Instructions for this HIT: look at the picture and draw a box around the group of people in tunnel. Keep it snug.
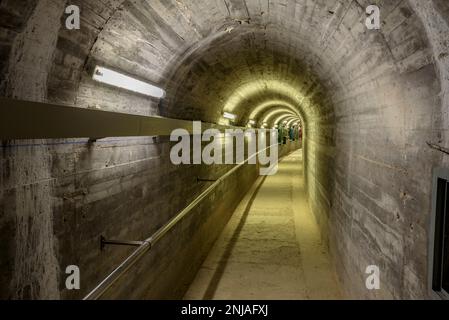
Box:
[277,123,302,145]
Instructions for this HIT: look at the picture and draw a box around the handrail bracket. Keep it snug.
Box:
[100,235,146,251]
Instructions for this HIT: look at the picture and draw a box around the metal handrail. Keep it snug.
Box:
[83,144,278,300]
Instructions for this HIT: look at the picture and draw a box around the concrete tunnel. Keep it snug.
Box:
[0,0,449,301]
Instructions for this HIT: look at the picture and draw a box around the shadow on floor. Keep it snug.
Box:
[201,175,268,299]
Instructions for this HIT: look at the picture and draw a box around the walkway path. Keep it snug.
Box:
[184,150,342,299]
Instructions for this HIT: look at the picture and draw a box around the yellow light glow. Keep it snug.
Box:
[223,80,308,114]
[286,118,300,127]
[263,109,296,124]
[273,114,297,126]
[223,112,237,120]
[249,100,300,119]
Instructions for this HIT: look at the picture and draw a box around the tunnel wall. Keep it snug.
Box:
[95,142,261,300]
[303,113,335,252]
[101,139,301,299]
[326,1,449,299]
[2,120,300,300]
[1,0,70,299]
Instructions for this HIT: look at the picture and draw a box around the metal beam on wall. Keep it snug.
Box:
[0,98,225,139]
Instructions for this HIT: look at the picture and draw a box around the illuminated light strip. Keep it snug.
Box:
[262,108,295,124]
[287,118,300,127]
[279,115,296,125]
[284,117,298,124]
[223,112,237,120]
[223,80,309,114]
[273,114,297,126]
[92,66,165,98]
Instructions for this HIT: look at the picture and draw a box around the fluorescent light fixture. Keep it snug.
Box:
[92,66,165,98]
[248,120,256,125]
[223,112,237,120]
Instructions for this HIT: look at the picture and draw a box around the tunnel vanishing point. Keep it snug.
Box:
[0,0,449,301]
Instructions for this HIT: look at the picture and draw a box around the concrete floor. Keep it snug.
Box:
[184,150,342,300]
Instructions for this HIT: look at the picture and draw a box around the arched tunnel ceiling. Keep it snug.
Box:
[275,114,297,125]
[249,100,300,120]
[261,107,296,124]
[75,0,433,129]
[275,115,299,125]
[286,118,301,126]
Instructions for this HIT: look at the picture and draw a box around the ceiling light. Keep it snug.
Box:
[223,112,237,120]
[92,66,165,98]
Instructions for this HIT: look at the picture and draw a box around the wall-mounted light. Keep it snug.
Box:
[223,112,237,120]
[92,66,165,98]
